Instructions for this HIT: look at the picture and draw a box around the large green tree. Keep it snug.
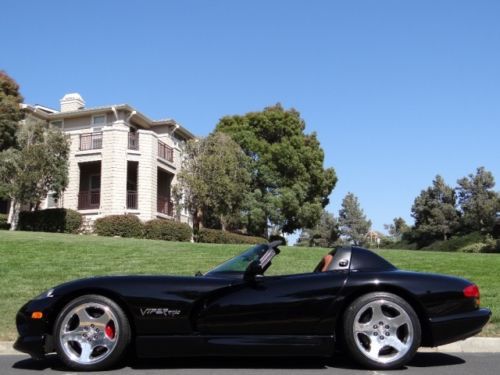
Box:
[338,192,372,245]
[411,175,460,243]
[216,104,336,236]
[174,132,251,231]
[384,217,409,241]
[0,117,69,229]
[457,167,500,233]
[296,210,339,247]
[0,71,24,151]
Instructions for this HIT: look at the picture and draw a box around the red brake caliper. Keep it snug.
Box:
[105,322,115,339]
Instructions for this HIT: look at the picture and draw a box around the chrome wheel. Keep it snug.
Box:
[352,299,414,364]
[58,302,119,365]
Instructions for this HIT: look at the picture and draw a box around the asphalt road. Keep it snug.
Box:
[1,352,499,375]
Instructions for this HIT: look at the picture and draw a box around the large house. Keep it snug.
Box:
[4,93,195,227]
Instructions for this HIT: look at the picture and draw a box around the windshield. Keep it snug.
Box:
[207,244,269,274]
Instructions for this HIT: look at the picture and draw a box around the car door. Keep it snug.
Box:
[196,270,348,335]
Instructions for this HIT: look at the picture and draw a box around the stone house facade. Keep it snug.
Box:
[14,93,195,226]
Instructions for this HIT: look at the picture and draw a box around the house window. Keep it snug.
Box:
[46,192,58,209]
[92,115,106,127]
[50,120,63,128]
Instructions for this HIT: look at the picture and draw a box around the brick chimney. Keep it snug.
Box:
[60,93,85,112]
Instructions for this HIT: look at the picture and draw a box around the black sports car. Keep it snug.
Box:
[15,241,491,371]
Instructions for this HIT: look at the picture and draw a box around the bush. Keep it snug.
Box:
[422,232,485,252]
[144,219,192,242]
[94,215,143,238]
[381,240,418,250]
[0,213,10,230]
[18,209,82,233]
[197,228,267,245]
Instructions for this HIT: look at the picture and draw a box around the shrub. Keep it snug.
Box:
[18,208,82,233]
[144,219,192,242]
[422,232,485,252]
[94,215,143,238]
[0,213,10,230]
[458,242,488,253]
[197,228,267,244]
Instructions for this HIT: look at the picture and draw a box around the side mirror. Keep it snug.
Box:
[244,260,263,282]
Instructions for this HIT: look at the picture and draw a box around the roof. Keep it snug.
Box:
[24,103,195,140]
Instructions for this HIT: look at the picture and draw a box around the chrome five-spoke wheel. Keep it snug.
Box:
[353,299,413,363]
[343,292,421,370]
[59,302,118,364]
[55,295,130,371]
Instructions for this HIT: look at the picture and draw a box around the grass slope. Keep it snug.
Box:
[0,231,498,340]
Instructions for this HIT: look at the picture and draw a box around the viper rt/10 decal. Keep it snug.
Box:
[140,308,181,317]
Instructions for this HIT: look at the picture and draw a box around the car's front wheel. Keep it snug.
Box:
[343,292,421,370]
[54,294,131,371]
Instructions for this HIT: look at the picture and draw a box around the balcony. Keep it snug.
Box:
[127,191,138,209]
[158,140,174,162]
[128,132,139,150]
[79,132,103,151]
[78,190,100,210]
[157,196,174,216]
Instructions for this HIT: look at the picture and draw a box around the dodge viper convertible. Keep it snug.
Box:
[15,241,491,371]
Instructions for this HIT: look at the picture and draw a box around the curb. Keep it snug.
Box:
[1,337,499,356]
[418,337,500,353]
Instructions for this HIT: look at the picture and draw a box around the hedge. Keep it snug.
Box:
[197,228,267,245]
[144,219,192,242]
[0,213,10,230]
[18,208,82,233]
[94,215,143,238]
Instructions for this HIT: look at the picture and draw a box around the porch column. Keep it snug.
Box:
[137,130,158,221]
[100,123,129,215]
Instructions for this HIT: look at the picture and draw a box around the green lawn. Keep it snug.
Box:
[0,231,498,340]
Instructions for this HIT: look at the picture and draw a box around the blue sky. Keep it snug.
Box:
[2,0,499,236]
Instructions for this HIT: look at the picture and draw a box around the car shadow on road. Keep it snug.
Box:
[12,352,466,372]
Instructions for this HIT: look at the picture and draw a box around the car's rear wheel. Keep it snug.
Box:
[343,292,421,370]
[54,294,131,371]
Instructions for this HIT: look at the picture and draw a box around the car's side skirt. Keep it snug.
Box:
[136,335,335,358]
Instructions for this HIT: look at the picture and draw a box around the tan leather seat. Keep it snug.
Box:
[321,254,334,272]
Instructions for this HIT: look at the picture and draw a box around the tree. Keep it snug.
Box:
[0,116,69,229]
[338,192,372,245]
[384,217,409,241]
[457,167,500,233]
[0,71,24,151]
[297,210,339,247]
[216,104,336,236]
[411,175,459,243]
[174,132,251,231]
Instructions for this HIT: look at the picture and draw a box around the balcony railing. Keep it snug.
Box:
[128,132,139,150]
[158,140,174,162]
[78,190,100,210]
[157,196,174,216]
[127,191,138,209]
[79,132,103,151]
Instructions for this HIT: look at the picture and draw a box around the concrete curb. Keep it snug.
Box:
[418,337,500,353]
[1,337,499,356]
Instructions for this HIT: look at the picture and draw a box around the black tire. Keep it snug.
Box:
[343,292,421,370]
[54,294,131,371]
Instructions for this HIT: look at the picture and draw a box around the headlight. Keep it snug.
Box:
[34,288,55,300]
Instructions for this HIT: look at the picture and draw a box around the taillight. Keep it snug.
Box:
[464,284,480,307]
[463,284,480,298]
